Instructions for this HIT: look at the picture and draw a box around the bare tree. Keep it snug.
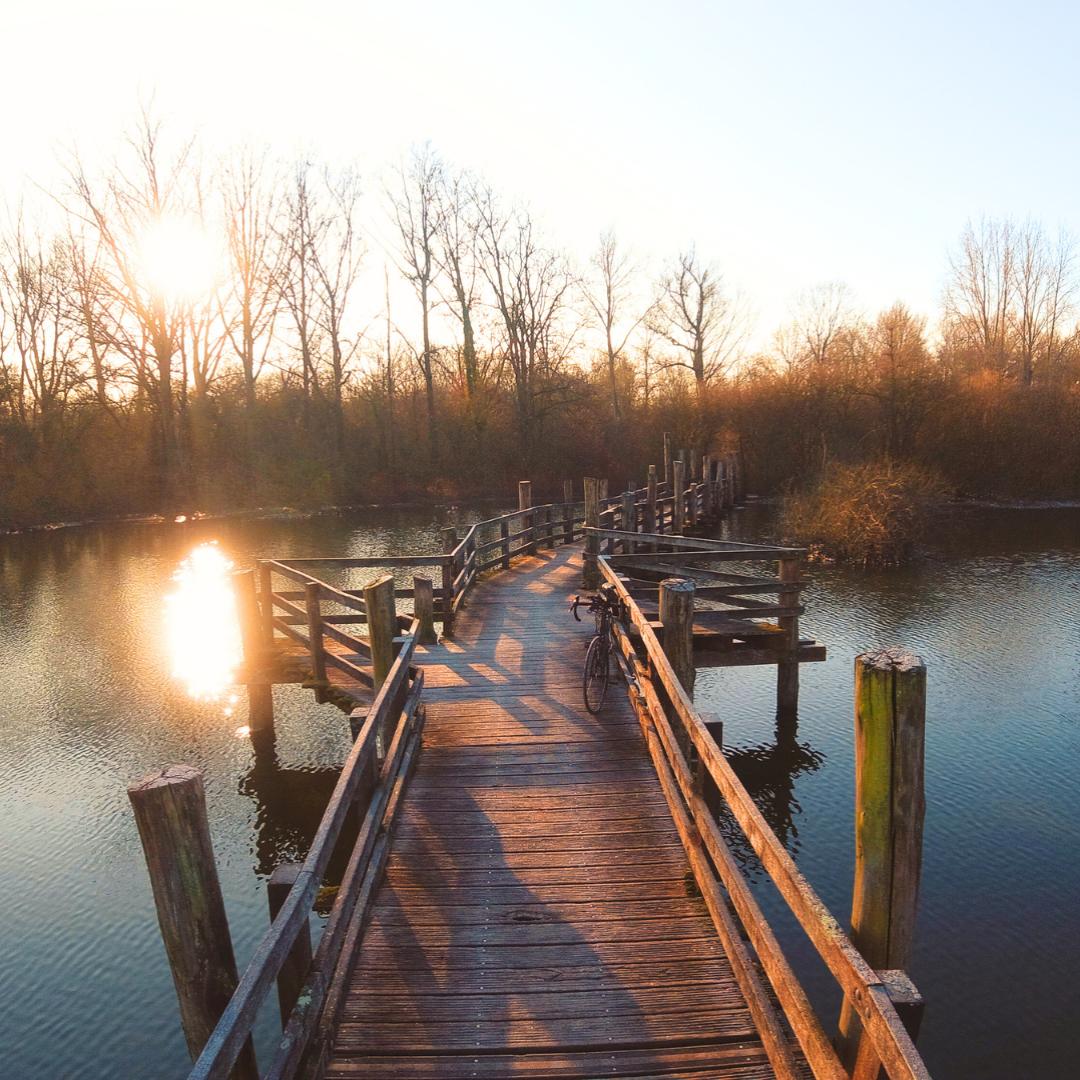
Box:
[475,189,576,463]
[279,162,324,424]
[389,145,442,465]
[582,231,651,420]
[0,222,80,434]
[944,218,1014,374]
[220,150,282,432]
[64,114,201,503]
[1010,221,1075,386]
[311,166,364,458]
[433,166,483,403]
[785,282,857,368]
[864,303,935,458]
[649,248,747,386]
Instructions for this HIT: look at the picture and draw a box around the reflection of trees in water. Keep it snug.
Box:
[240,749,353,883]
[714,726,825,882]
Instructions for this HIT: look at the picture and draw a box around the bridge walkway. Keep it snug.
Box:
[323,544,791,1078]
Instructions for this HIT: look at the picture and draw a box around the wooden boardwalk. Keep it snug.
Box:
[177,460,929,1080]
[324,545,785,1078]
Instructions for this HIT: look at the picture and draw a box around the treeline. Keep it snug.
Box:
[2,121,1079,528]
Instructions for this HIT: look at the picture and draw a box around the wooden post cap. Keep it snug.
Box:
[128,763,202,795]
[857,646,925,674]
[659,576,695,594]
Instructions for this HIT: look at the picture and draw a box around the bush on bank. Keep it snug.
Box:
[781,461,948,566]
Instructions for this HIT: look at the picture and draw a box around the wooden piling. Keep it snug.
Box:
[413,575,437,644]
[304,582,327,685]
[519,480,535,555]
[128,766,258,1079]
[364,573,397,689]
[267,863,313,1028]
[257,562,274,647]
[672,459,686,535]
[658,578,695,698]
[583,477,600,588]
[234,569,274,739]
[701,455,713,519]
[776,556,801,721]
[837,647,927,1068]
[441,527,457,635]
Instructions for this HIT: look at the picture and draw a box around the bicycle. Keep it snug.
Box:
[570,586,620,714]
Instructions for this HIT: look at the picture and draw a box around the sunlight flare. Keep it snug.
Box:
[165,542,242,701]
[136,216,219,302]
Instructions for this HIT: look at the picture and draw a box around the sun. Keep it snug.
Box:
[136,215,220,303]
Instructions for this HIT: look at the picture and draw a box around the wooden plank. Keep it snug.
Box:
[340,982,744,1021]
[324,1042,776,1079]
[333,1010,758,1052]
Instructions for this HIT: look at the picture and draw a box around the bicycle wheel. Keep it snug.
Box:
[583,634,610,714]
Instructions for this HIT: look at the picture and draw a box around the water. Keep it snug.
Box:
[0,504,1076,1078]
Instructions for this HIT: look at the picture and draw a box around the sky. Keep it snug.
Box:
[3,0,1080,348]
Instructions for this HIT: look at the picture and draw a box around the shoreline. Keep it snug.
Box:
[4,492,1080,541]
[0,496,510,539]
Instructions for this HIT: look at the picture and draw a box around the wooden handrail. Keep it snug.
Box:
[599,558,931,1080]
[186,627,422,1080]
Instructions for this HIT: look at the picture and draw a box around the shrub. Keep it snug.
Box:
[781,461,948,565]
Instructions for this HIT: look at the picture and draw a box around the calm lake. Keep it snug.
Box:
[0,503,1076,1078]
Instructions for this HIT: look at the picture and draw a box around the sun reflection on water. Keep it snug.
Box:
[165,542,243,702]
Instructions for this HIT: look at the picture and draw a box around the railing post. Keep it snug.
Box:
[663,431,673,492]
[672,459,686,536]
[777,555,800,721]
[267,862,313,1028]
[234,568,274,741]
[837,647,927,1070]
[583,477,600,588]
[413,574,437,644]
[364,573,397,689]
[563,480,574,545]
[645,464,658,538]
[441,527,457,635]
[499,517,510,570]
[621,488,635,553]
[519,480,534,555]
[127,766,258,1079]
[304,581,327,686]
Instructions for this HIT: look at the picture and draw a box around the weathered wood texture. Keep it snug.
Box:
[128,766,258,1080]
[838,647,927,1068]
[324,545,795,1078]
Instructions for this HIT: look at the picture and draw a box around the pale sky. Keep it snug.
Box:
[4,0,1079,348]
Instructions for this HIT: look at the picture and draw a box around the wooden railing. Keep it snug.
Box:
[255,495,595,644]
[186,624,424,1080]
[251,451,742,650]
[598,551,931,1080]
